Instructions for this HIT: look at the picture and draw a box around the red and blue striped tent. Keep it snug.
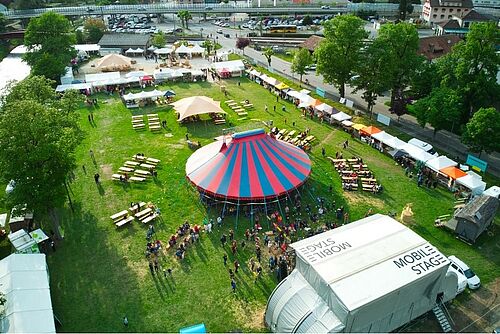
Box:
[186,129,312,201]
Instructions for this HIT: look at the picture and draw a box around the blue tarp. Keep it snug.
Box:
[179,323,206,334]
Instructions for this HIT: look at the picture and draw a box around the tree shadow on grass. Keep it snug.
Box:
[46,203,145,332]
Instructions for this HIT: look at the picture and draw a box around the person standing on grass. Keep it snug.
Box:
[148,262,154,275]
[229,229,234,241]
[94,173,100,184]
[322,147,326,158]
[217,216,223,228]
[123,316,129,327]
[234,260,240,274]
[231,278,237,293]
[220,234,227,247]
[265,105,268,112]
[223,253,228,266]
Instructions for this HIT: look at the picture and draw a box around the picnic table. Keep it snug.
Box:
[361,178,377,183]
[119,166,134,173]
[140,163,155,170]
[147,113,158,118]
[278,129,287,135]
[132,155,147,161]
[225,100,235,104]
[135,207,152,219]
[305,135,315,142]
[135,169,151,176]
[288,130,296,137]
[125,161,140,167]
[146,157,160,164]
[352,164,368,169]
[342,176,358,181]
[129,201,146,213]
[129,176,145,182]
[347,159,359,163]
[110,210,128,221]
[132,115,144,120]
[340,170,354,175]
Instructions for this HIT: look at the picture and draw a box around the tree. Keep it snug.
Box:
[302,15,313,26]
[0,76,84,239]
[0,13,6,34]
[202,39,214,55]
[24,12,76,81]
[291,48,313,83]
[436,22,500,122]
[410,59,439,100]
[314,15,368,98]
[398,0,413,20]
[14,0,43,9]
[352,42,390,119]
[410,87,462,138]
[151,31,166,48]
[84,18,107,44]
[235,37,250,55]
[177,10,192,30]
[462,107,500,157]
[263,47,274,67]
[375,22,422,117]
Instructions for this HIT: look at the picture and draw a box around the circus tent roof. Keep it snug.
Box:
[186,129,312,200]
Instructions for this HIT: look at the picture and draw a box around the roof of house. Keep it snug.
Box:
[418,35,462,60]
[455,195,499,225]
[461,9,493,21]
[300,35,325,52]
[98,34,150,48]
[439,19,461,29]
[429,0,473,8]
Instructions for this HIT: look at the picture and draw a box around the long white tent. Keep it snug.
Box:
[426,156,458,172]
[456,173,487,195]
[0,254,55,333]
[331,111,352,122]
[122,89,168,101]
[401,143,436,162]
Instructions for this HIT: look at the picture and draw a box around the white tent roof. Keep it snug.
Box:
[315,103,333,114]
[384,136,407,150]
[300,89,311,95]
[134,48,144,53]
[74,44,100,52]
[426,156,458,172]
[171,96,226,122]
[341,120,354,127]
[122,89,167,101]
[7,229,37,253]
[456,174,486,195]
[291,214,449,312]
[483,186,500,199]
[85,71,121,83]
[125,71,147,78]
[331,111,352,122]
[371,131,394,144]
[0,53,31,98]
[125,48,135,53]
[55,83,92,92]
[249,69,261,76]
[175,45,191,54]
[212,60,245,72]
[190,44,205,53]
[0,254,55,333]
[154,47,173,55]
[401,143,435,162]
[286,90,302,99]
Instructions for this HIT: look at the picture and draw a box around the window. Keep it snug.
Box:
[441,14,445,18]
[457,8,461,11]
[450,8,453,12]
[433,14,437,18]
[448,15,452,18]
[441,8,446,12]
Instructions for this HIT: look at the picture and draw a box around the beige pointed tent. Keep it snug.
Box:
[171,96,226,122]
[95,54,132,71]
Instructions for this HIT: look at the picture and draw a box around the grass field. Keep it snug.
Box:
[1,75,498,332]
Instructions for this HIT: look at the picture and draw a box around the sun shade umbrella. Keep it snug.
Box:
[186,129,312,201]
[171,96,226,122]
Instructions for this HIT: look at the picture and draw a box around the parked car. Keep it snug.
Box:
[205,6,213,10]
[447,264,468,294]
[216,28,223,34]
[321,5,330,9]
[305,64,317,71]
[449,256,481,289]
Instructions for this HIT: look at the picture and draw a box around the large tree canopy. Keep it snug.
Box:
[0,76,84,237]
[462,107,500,157]
[315,15,368,98]
[84,18,107,44]
[436,22,500,120]
[291,48,313,83]
[375,22,421,112]
[23,12,76,81]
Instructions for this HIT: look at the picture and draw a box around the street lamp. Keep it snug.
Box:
[200,27,203,37]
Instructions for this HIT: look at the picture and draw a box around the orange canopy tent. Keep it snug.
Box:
[360,125,382,136]
[311,99,322,107]
[440,166,467,180]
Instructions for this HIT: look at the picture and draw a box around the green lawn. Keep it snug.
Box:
[8,76,498,332]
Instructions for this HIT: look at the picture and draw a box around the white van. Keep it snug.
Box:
[447,263,468,294]
[449,256,481,289]
[408,138,438,156]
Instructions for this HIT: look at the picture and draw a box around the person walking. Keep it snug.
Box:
[223,253,228,266]
[264,105,268,112]
[322,147,326,157]
[220,234,227,247]
[231,278,237,293]
[94,173,100,184]
[234,260,240,274]
[123,316,129,327]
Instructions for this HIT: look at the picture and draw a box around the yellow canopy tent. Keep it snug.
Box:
[352,123,366,131]
[275,82,290,90]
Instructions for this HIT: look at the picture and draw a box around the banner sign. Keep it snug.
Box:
[377,113,391,126]
[466,154,487,172]
[316,87,325,98]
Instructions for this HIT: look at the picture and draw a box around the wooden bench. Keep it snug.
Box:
[116,215,135,227]
[361,178,377,184]
[147,113,158,118]
[237,112,248,117]
[135,207,152,219]
[214,119,226,125]
[225,99,235,103]
[149,121,161,127]
[362,184,376,191]
[149,125,161,131]
[129,176,146,182]
[129,201,146,213]
[132,115,144,120]
[243,104,254,108]
[110,210,128,222]
[133,123,146,130]
[119,167,135,173]
[234,108,245,113]
[230,104,242,110]
[140,163,155,170]
[132,119,144,124]
[141,213,158,224]
[125,161,140,167]
[146,157,160,164]
[327,157,347,163]
[134,169,151,177]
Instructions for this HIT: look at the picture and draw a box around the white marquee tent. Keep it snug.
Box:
[401,143,436,162]
[0,254,55,333]
[315,103,334,114]
[265,214,458,333]
[384,136,407,150]
[426,156,458,172]
[122,89,166,101]
[456,173,487,195]
[331,111,352,122]
[371,131,394,144]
